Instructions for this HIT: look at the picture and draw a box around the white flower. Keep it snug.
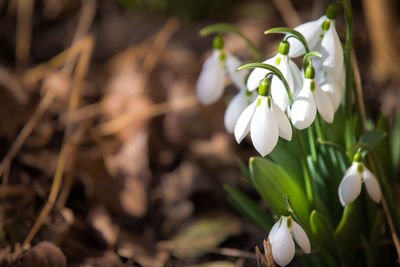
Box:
[234,95,291,156]
[315,67,345,112]
[196,49,247,105]
[246,41,302,111]
[287,14,343,80]
[224,91,252,133]
[268,216,311,266]
[338,161,382,206]
[291,66,334,130]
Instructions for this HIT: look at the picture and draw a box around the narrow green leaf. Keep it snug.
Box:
[309,210,340,259]
[224,185,274,231]
[391,111,400,171]
[200,23,260,60]
[359,129,386,148]
[249,157,310,225]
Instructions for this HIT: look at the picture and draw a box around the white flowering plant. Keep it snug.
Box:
[196,1,400,266]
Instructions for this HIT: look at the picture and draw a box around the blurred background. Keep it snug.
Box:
[0,0,399,266]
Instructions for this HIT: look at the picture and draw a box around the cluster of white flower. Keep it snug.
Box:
[196,6,383,267]
[196,11,344,158]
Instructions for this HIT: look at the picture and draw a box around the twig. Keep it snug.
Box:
[98,95,198,136]
[139,18,179,94]
[271,0,301,28]
[0,185,33,197]
[16,0,34,71]
[62,0,96,75]
[22,35,94,247]
[0,89,56,184]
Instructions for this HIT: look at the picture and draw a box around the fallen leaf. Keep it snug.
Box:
[158,215,241,258]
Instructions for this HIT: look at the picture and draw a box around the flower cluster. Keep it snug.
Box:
[196,8,344,158]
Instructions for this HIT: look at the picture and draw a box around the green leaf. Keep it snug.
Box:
[200,23,260,61]
[309,210,340,259]
[375,114,393,181]
[237,159,252,185]
[334,198,363,254]
[224,185,274,231]
[391,111,400,171]
[249,157,310,225]
[359,129,386,148]
[163,215,241,258]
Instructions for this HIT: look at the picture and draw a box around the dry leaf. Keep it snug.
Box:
[158,215,241,258]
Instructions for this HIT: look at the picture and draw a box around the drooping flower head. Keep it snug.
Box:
[235,77,292,156]
[196,35,248,105]
[224,89,255,133]
[268,216,311,266]
[247,40,302,112]
[338,151,382,206]
[291,64,334,130]
[287,4,344,110]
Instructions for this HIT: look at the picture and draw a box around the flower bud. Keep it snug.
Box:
[278,40,290,55]
[213,35,224,50]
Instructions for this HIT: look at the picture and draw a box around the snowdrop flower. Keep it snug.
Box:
[315,66,345,111]
[338,152,382,206]
[224,90,255,133]
[291,64,334,130]
[246,40,302,111]
[234,78,292,156]
[287,5,343,79]
[196,35,248,105]
[268,216,311,266]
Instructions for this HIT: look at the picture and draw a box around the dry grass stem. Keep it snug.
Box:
[0,89,56,184]
[139,18,180,94]
[16,0,34,71]
[23,35,94,246]
[62,0,97,75]
[98,95,199,136]
[0,185,33,197]
[271,0,301,28]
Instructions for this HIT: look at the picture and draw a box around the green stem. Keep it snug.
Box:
[238,63,293,103]
[342,0,354,117]
[296,130,315,206]
[200,23,261,61]
[265,27,310,54]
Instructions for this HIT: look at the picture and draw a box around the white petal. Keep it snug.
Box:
[246,56,276,91]
[288,59,303,96]
[234,98,258,143]
[271,102,292,141]
[314,84,334,123]
[224,92,249,133]
[321,22,344,79]
[226,54,247,90]
[320,77,342,111]
[271,56,293,111]
[338,172,362,206]
[250,97,279,156]
[269,217,295,266]
[344,162,359,176]
[363,168,382,203]
[291,220,311,253]
[268,219,281,242]
[290,80,316,130]
[196,50,226,105]
[288,16,326,58]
